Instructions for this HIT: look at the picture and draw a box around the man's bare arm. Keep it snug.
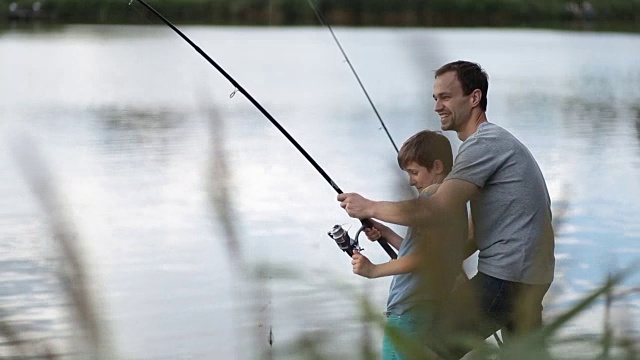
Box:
[367,179,480,226]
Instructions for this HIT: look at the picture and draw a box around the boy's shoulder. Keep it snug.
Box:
[420,184,440,196]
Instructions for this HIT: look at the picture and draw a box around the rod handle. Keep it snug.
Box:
[360,219,397,259]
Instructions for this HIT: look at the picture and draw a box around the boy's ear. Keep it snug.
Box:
[433,159,445,174]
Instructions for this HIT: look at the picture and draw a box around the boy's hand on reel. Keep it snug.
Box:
[351,250,376,278]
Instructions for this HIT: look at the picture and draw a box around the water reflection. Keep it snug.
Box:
[94,105,187,165]
[0,259,70,354]
[561,70,619,133]
[0,207,71,355]
[561,97,618,140]
[635,106,640,142]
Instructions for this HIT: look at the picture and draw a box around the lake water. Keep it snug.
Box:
[1,24,639,359]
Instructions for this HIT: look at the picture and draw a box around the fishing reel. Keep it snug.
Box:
[327,224,365,257]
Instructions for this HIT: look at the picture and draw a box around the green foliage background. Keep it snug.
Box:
[1,0,639,28]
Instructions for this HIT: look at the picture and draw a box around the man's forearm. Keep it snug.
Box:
[339,179,477,228]
[371,198,437,227]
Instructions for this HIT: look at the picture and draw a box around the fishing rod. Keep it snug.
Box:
[307,0,398,154]
[131,0,397,260]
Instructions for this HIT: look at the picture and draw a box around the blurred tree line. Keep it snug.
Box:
[1,0,639,27]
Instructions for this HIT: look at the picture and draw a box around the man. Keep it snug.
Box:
[338,61,555,359]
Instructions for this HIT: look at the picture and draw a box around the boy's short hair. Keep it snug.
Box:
[397,130,453,175]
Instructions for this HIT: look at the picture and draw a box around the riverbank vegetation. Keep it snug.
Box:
[1,0,639,31]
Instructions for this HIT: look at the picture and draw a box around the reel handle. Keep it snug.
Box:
[328,222,397,259]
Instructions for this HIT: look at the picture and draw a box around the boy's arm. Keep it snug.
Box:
[366,220,403,249]
[380,230,403,250]
[352,252,419,279]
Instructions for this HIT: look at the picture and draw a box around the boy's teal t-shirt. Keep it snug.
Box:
[385,193,463,315]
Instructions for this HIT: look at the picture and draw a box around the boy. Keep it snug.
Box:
[351,130,467,359]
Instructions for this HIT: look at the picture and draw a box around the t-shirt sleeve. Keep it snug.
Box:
[400,192,432,255]
[446,137,502,188]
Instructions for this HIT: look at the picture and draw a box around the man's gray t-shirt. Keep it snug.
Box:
[446,122,555,284]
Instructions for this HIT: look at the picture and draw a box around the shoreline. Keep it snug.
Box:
[1,21,638,36]
[0,1,638,33]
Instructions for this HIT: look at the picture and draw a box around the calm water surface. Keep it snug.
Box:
[1,25,639,358]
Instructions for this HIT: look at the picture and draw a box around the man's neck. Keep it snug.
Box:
[457,111,488,141]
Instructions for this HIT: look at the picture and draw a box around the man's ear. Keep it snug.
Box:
[470,89,482,108]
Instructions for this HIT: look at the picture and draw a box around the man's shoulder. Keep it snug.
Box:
[474,122,508,139]
[460,122,518,152]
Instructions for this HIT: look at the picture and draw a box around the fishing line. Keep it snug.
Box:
[307,0,398,153]
[130,0,397,259]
